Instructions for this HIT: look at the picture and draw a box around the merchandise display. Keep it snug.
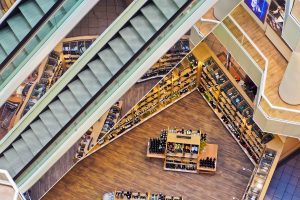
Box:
[4,1,300,199]
[243,149,276,200]
[266,0,285,35]
[147,128,218,174]
[75,101,122,160]
[101,53,200,146]
[195,43,273,164]
[139,38,190,82]
[62,39,95,67]
[102,191,183,200]
[0,0,16,13]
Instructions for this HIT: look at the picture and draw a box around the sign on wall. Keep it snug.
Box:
[244,0,269,22]
[266,0,286,35]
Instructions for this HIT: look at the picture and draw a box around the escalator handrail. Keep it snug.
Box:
[13,0,194,180]
[0,0,65,70]
[0,0,22,25]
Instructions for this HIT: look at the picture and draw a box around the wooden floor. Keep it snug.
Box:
[29,80,158,200]
[43,91,253,200]
[231,6,299,113]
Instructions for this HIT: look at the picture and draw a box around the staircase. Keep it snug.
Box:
[0,0,192,179]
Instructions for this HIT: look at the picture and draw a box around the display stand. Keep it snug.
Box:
[193,43,274,164]
[75,101,122,160]
[106,190,183,200]
[147,128,218,174]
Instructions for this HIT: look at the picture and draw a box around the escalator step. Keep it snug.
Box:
[87,59,113,86]
[30,119,52,145]
[141,4,167,31]
[7,14,31,41]
[130,15,156,42]
[21,129,43,155]
[0,157,16,177]
[0,28,19,54]
[78,69,102,96]
[19,1,44,27]
[3,148,25,174]
[12,139,34,164]
[152,0,178,19]
[34,0,57,13]
[108,37,134,64]
[58,89,82,116]
[68,79,92,106]
[172,0,188,8]
[119,26,145,53]
[98,48,123,74]
[39,109,62,136]
[48,100,71,127]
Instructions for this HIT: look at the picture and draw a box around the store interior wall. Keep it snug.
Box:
[213,0,242,20]
[67,0,128,37]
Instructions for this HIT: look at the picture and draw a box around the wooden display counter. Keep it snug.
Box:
[103,190,183,200]
[147,128,218,174]
[198,144,218,173]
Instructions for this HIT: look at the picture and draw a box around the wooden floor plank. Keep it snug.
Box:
[43,91,253,200]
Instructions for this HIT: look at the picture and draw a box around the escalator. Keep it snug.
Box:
[0,0,217,191]
[0,0,100,106]
[0,0,62,73]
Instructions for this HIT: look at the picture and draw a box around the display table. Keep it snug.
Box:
[197,144,218,173]
[147,128,218,174]
[103,191,183,200]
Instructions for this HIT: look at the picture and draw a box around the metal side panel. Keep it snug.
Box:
[3,148,25,174]
[39,110,62,136]
[119,26,145,53]
[87,59,113,86]
[141,4,167,31]
[108,37,134,64]
[98,48,123,74]
[7,14,31,41]
[78,69,102,96]
[152,0,178,19]
[21,129,43,155]
[30,119,52,145]
[68,79,92,106]
[12,139,34,164]
[130,15,156,42]
[58,89,82,116]
[48,100,71,127]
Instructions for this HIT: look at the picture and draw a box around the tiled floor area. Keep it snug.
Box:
[266,150,300,200]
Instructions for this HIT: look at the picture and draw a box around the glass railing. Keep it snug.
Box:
[216,14,300,134]
[0,0,83,91]
[16,0,207,189]
[223,16,265,71]
[260,96,300,122]
[291,0,300,24]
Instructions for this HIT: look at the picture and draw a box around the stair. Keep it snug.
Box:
[0,0,189,178]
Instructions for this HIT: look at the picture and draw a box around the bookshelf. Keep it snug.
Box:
[100,53,201,147]
[194,43,273,164]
